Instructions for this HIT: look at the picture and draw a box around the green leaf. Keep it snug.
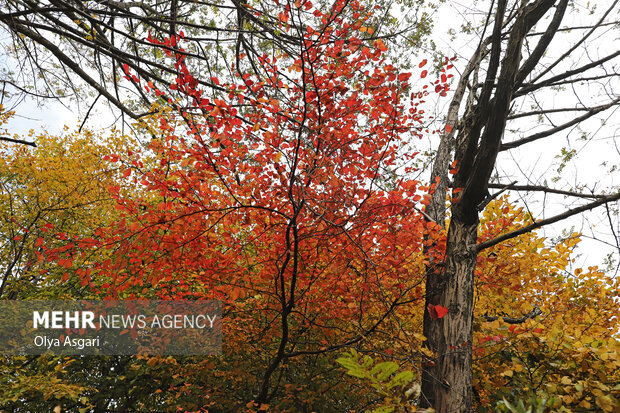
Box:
[348,368,371,379]
[361,355,374,369]
[335,357,358,370]
[336,356,369,379]
[371,362,399,381]
[386,370,414,390]
[371,406,395,413]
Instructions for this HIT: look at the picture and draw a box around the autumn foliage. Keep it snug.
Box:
[337,197,619,412]
[472,198,620,411]
[29,0,451,409]
[1,0,618,412]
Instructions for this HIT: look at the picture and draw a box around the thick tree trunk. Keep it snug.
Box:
[421,212,477,412]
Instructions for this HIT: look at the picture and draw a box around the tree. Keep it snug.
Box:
[420,1,620,411]
[0,113,134,300]
[1,0,619,412]
[37,1,451,409]
[0,0,434,129]
[338,196,620,412]
[472,197,619,411]
[0,116,159,412]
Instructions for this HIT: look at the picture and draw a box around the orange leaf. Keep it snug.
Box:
[374,39,387,52]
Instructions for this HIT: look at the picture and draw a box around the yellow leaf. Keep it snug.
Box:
[413,333,427,341]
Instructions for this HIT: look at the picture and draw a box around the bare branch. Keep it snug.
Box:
[506,102,611,120]
[514,0,568,88]
[0,135,36,147]
[5,19,140,118]
[529,0,619,84]
[516,50,620,97]
[500,96,620,151]
[482,306,542,324]
[476,192,620,252]
[486,183,612,199]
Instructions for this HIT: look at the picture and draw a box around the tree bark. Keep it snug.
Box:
[421,215,477,411]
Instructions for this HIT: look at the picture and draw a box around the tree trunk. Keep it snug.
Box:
[419,2,567,409]
[421,211,477,412]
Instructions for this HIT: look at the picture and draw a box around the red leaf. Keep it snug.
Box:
[419,59,427,68]
[398,72,412,82]
[428,304,448,319]
[420,70,428,79]
[435,305,449,318]
[122,63,129,74]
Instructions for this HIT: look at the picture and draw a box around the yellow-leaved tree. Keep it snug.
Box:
[473,197,619,412]
[0,109,138,408]
[0,109,138,300]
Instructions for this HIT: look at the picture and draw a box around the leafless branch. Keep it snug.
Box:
[0,135,36,147]
[482,306,542,324]
[476,192,620,252]
[500,96,620,150]
[486,183,611,199]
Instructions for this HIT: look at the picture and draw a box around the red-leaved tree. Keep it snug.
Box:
[44,0,451,408]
